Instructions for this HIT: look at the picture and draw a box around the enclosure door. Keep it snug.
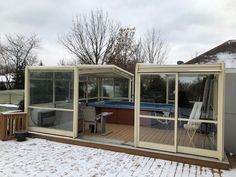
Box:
[176,73,219,158]
[136,73,177,152]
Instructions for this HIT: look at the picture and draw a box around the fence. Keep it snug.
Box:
[0,90,24,104]
[0,112,27,141]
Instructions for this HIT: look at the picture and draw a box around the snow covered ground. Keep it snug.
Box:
[0,138,235,177]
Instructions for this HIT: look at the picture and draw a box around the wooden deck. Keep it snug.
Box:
[29,133,230,170]
[81,123,216,150]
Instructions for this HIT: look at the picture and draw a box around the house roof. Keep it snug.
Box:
[185,40,236,68]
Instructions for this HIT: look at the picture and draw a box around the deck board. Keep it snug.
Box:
[81,123,216,150]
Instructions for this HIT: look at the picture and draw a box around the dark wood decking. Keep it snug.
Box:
[81,123,216,150]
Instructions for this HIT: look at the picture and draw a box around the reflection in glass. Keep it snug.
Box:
[114,78,128,97]
[29,108,73,131]
[102,78,113,97]
[30,71,74,110]
[30,72,53,105]
[178,74,218,120]
[140,74,175,118]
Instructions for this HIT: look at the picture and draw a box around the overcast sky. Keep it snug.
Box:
[0,0,236,65]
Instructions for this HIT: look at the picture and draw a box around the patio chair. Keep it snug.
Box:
[154,111,170,129]
[81,106,102,134]
[183,102,203,146]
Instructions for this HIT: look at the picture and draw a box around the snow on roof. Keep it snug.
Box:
[228,40,236,44]
[216,53,236,68]
[204,52,236,68]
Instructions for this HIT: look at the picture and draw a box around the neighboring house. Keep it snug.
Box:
[186,40,236,68]
[186,40,236,154]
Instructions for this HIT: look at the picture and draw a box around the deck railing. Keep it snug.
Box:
[0,112,27,141]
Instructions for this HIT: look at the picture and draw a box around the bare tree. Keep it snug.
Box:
[60,10,120,65]
[107,27,144,73]
[0,34,40,89]
[58,58,78,66]
[142,28,168,64]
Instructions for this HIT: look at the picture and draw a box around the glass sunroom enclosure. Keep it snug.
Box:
[25,63,225,160]
[134,63,225,160]
[25,65,134,138]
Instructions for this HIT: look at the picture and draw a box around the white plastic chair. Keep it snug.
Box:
[183,102,203,145]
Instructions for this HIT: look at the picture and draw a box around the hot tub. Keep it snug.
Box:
[88,101,174,125]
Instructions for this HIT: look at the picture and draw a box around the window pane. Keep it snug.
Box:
[55,72,74,103]
[140,118,174,145]
[88,77,97,98]
[178,120,217,150]
[114,78,128,97]
[103,78,113,97]
[140,74,175,118]
[30,72,53,105]
[30,71,74,110]
[29,108,73,131]
[178,74,218,120]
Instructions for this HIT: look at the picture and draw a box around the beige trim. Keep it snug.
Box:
[134,66,140,147]
[28,66,74,71]
[100,97,129,100]
[24,66,29,130]
[217,62,225,160]
[174,73,178,152]
[136,63,222,73]
[28,65,133,79]
[28,127,73,137]
[139,141,176,152]
[73,67,79,138]
[140,115,174,121]
[178,146,218,159]
[178,118,218,124]
[128,78,132,102]
[28,106,73,112]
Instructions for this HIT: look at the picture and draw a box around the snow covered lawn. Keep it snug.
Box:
[0,138,235,177]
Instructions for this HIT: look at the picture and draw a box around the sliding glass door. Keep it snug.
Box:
[137,73,177,152]
[135,64,224,160]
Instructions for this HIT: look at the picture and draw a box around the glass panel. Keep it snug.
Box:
[30,72,53,105]
[30,71,74,110]
[114,78,128,97]
[88,77,97,98]
[140,74,175,118]
[140,118,174,145]
[177,74,218,150]
[178,74,218,121]
[102,78,113,97]
[79,81,86,100]
[29,108,73,131]
[55,72,74,102]
[177,120,217,150]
